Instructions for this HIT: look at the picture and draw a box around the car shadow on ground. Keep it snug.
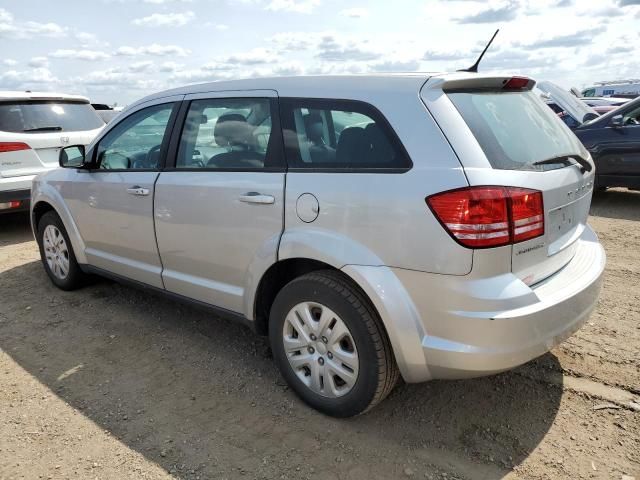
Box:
[0,212,33,248]
[591,188,640,222]
[0,259,563,479]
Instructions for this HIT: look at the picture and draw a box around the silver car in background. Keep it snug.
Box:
[30,74,605,416]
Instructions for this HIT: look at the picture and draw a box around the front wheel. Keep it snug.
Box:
[269,270,399,417]
[37,211,87,291]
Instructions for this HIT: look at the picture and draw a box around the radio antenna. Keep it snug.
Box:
[458,29,499,73]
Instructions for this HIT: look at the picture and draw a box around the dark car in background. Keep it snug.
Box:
[575,97,640,190]
[539,82,640,191]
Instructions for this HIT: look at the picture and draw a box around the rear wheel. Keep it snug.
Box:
[37,211,87,290]
[269,270,398,417]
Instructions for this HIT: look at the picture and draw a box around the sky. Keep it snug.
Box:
[0,0,639,105]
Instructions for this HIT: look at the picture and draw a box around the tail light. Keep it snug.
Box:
[0,142,31,153]
[0,201,22,210]
[426,186,544,248]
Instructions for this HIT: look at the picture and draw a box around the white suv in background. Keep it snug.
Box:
[0,91,104,214]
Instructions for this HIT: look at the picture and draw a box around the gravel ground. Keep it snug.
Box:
[0,189,638,480]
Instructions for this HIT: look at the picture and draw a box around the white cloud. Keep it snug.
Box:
[0,8,13,23]
[224,48,277,65]
[340,7,369,18]
[269,31,316,51]
[23,21,67,37]
[129,61,154,72]
[74,31,104,46]
[73,68,166,92]
[0,67,59,88]
[132,11,194,27]
[50,49,111,61]
[158,61,184,72]
[114,44,191,57]
[203,21,230,30]
[3,59,18,66]
[316,35,381,62]
[28,56,49,68]
[170,69,231,84]
[266,0,321,13]
[0,8,67,39]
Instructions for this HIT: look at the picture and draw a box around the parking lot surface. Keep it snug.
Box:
[0,190,638,480]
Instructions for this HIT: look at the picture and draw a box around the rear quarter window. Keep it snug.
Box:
[280,98,412,172]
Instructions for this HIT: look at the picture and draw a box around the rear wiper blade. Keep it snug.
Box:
[532,155,592,173]
[23,126,63,132]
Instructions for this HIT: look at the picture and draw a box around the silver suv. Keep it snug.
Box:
[31,74,606,417]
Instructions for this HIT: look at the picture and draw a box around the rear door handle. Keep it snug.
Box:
[126,186,150,196]
[238,192,275,205]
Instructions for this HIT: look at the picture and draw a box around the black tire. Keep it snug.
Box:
[37,211,87,291]
[269,270,399,417]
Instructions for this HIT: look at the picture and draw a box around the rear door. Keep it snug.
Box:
[154,90,285,313]
[0,100,104,178]
[422,76,596,286]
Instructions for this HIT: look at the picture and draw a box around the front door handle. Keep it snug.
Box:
[239,192,275,205]
[126,186,150,196]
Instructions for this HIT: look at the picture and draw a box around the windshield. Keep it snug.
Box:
[448,90,587,171]
[0,101,104,133]
[536,81,598,125]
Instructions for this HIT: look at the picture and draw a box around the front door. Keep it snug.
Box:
[154,91,285,314]
[66,100,180,287]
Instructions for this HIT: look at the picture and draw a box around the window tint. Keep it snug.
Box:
[0,101,104,133]
[96,103,175,170]
[281,99,411,170]
[176,98,274,169]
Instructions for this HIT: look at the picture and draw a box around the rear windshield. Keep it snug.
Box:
[447,91,586,171]
[0,101,104,133]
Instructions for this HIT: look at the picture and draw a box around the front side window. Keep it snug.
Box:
[622,105,640,126]
[96,103,175,170]
[281,99,411,170]
[176,98,275,169]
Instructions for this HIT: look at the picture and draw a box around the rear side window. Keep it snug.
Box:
[0,101,104,133]
[447,91,586,171]
[175,98,279,170]
[281,98,411,171]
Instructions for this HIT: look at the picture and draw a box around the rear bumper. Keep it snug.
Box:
[0,186,31,213]
[344,225,605,382]
[404,225,605,380]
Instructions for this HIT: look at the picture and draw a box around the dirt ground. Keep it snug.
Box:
[0,189,638,480]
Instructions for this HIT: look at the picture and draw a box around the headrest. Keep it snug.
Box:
[214,113,249,147]
[303,113,324,142]
[336,127,369,164]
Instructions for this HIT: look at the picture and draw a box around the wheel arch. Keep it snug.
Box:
[252,257,338,335]
[30,187,87,264]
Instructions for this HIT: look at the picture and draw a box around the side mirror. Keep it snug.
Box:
[610,115,624,128]
[59,145,86,168]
